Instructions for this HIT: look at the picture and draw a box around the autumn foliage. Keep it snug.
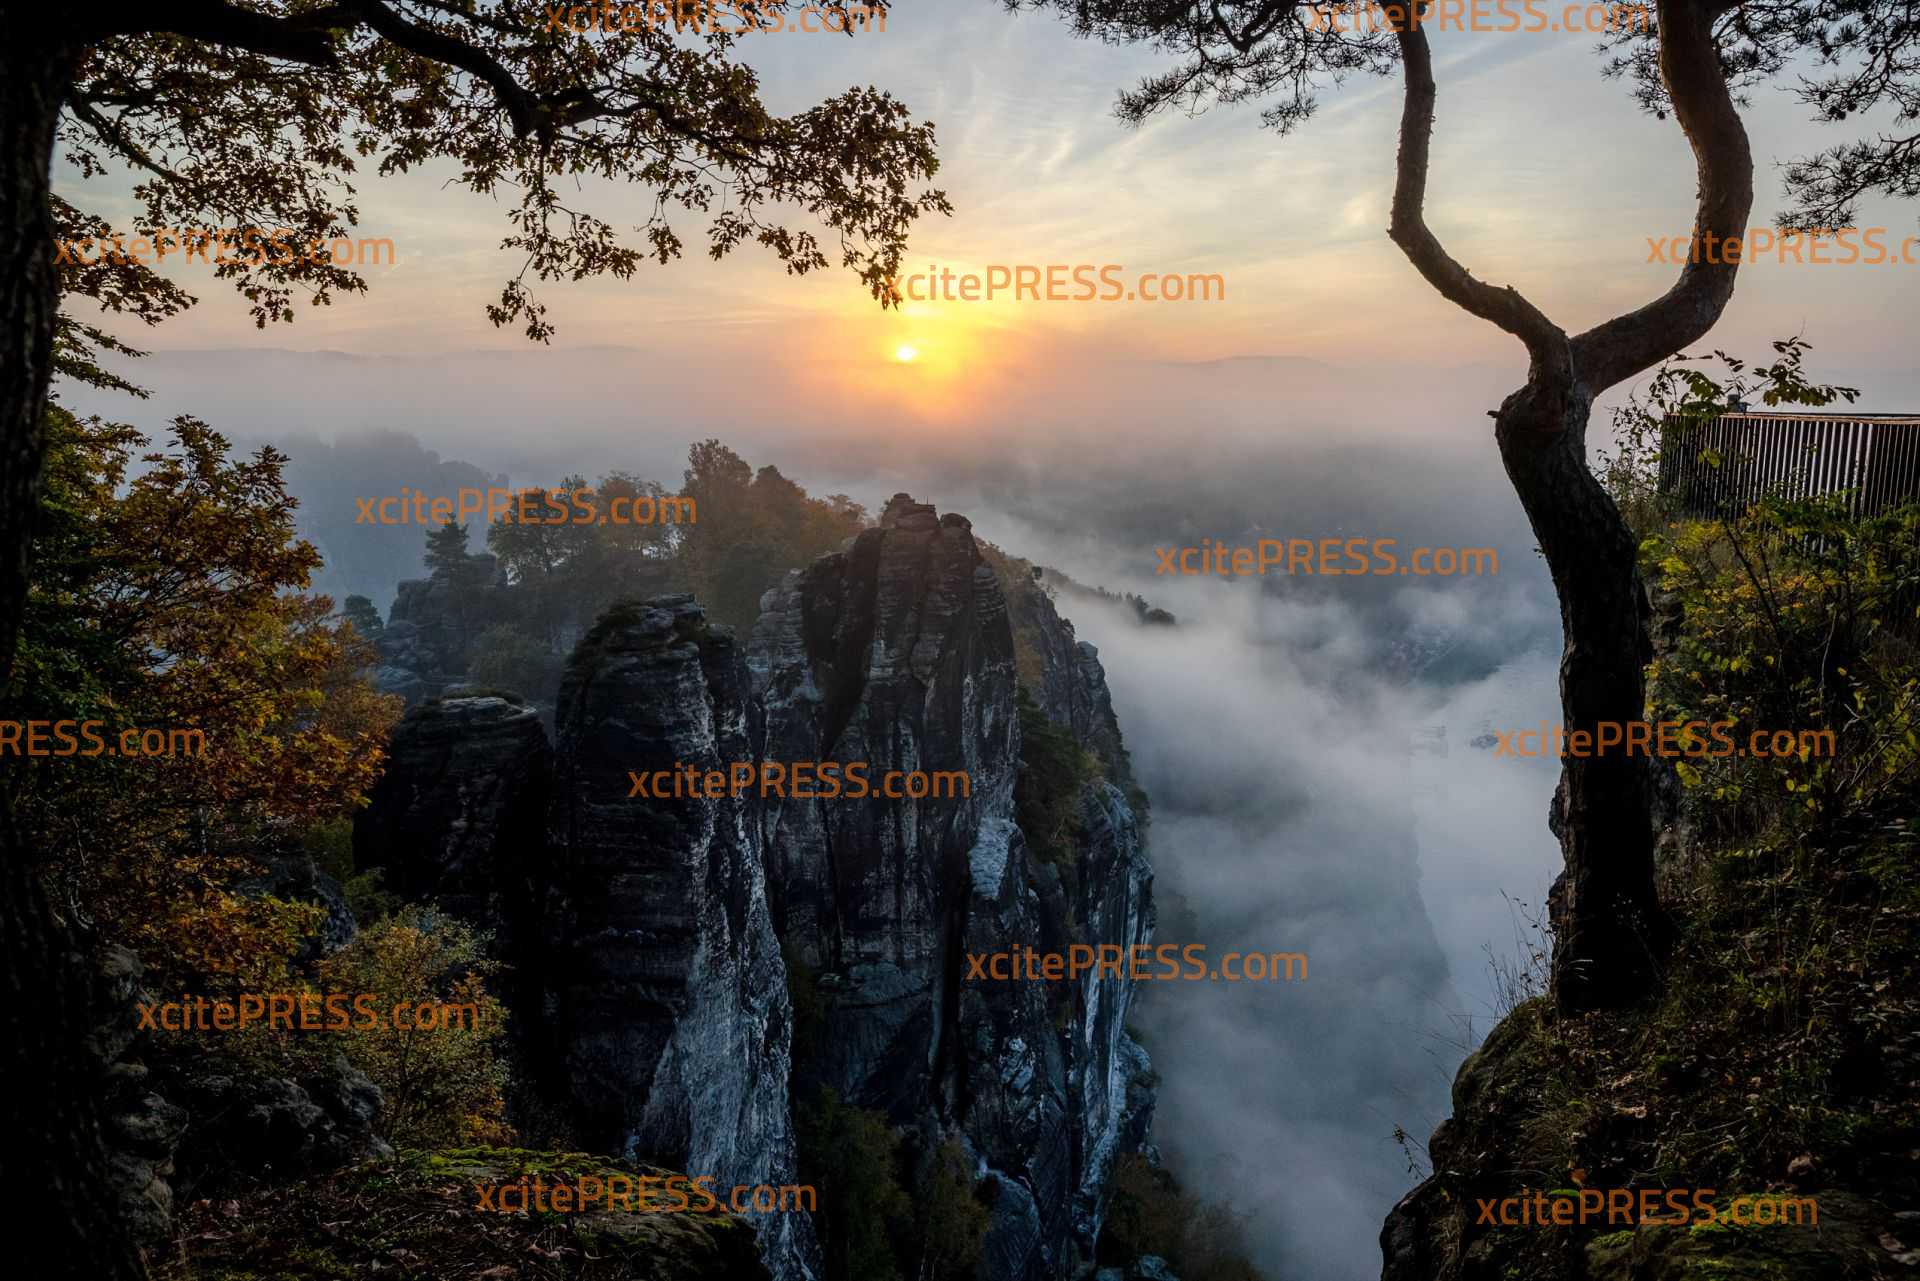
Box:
[314,911,513,1148]
[11,405,401,991]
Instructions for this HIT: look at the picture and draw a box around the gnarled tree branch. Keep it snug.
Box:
[1574,0,1753,393]
[339,0,540,138]
[67,96,188,188]
[1386,13,1569,378]
[87,0,346,66]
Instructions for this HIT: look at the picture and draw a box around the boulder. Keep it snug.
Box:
[355,693,551,926]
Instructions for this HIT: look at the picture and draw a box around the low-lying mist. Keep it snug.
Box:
[939,442,1564,1280]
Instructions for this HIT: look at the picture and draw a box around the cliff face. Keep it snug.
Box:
[542,596,816,1281]
[1065,782,1155,1250]
[748,497,1020,1107]
[958,816,1073,1272]
[750,496,1157,1280]
[953,780,1155,1278]
[1006,576,1134,796]
[358,495,1159,1281]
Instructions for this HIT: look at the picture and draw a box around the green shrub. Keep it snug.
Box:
[1643,495,1919,846]
[466,624,560,703]
[313,909,512,1147]
[1597,337,1859,539]
[303,815,401,925]
[1015,685,1100,865]
[913,1136,990,1281]
[1100,1153,1266,1281]
[794,1089,911,1281]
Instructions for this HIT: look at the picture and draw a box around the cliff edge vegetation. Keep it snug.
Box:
[1382,344,1920,1281]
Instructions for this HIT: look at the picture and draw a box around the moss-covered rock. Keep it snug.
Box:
[153,1146,771,1281]
[1583,1192,1900,1281]
[1379,982,1920,1281]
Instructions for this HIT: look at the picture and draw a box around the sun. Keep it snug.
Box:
[893,344,919,363]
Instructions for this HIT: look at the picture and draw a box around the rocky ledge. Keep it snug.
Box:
[151,1147,770,1281]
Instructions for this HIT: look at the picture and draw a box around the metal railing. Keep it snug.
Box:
[1658,411,1920,519]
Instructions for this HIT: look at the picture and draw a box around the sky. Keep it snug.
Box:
[48,4,1919,1279]
[57,0,1920,427]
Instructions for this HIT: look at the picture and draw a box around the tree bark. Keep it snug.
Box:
[1494,379,1675,1009]
[0,25,148,1281]
[0,29,69,680]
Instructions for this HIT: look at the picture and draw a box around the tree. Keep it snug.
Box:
[6,0,945,677]
[590,471,677,562]
[341,594,384,639]
[3,11,943,1270]
[1009,0,1916,1011]
[423,519,473,578]
[1098,1153,1266,1281]
[794,1088,912,1281]
[13,408,401,987]
[0,840,142,1281]
[913,1136,990,1281]
[674,442,868,628]
[311,909,512,1147]
[683,439,758,515]
[484,488,570,583]
[466,622,560,701]
[2,407,402,1280]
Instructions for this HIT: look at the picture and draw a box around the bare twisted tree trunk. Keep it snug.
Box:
[1387,0,1752,1010]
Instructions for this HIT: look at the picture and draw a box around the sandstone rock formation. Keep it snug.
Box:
[749,496,1157,1279]
[355,693,551,925]
[87,946,187,1243]
[374,551,505,703]
[542,595,817,1281]
[356,494,1160,1281]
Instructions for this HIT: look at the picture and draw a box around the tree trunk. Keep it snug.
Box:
[0,831,150,1280]
[1495,376,1675,1011]
[0,28,147,1281]
[1,26,66,676]
[1385,0,1750,1014]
